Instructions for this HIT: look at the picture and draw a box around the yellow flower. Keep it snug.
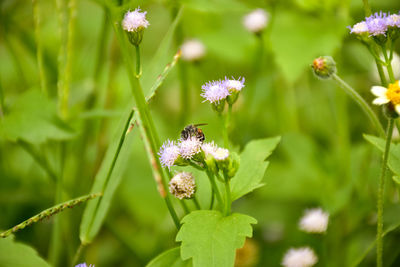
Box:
[371,81,400,114]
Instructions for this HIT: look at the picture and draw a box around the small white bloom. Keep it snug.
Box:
[179,136,202,159]
[158,140,180,169]
[169,172,196,199]
[243,9,269,34]
[181,39,206,62]
[122,8,149,32]
[299,208,329,234]
[348,21,368,34]
[201,80,230,103]
[201,141,217,156]
[224,77,245,92]
[282,247,318,267]
[213,147,229,161]
[371,85,390,105]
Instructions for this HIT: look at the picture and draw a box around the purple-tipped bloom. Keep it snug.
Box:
[386,13,400,27]
[223,77,245,92]
[179,137,202,159]
[75,264,94,267]
[366,12,389,36]
[201,80,230,103]
[159,140,180,169]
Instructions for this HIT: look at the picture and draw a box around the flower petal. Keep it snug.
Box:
[372,97,390,105]
[395,104,400,115]
[371,86,387,97]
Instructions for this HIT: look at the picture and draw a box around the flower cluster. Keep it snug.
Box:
[169,172,196,199]
[201,77,245,111]
[299,208,329,234]
[348,11,400,36]
[282,247,318,267]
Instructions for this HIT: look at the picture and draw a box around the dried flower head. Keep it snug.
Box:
[122,8,150,32]
[282,247,318,267]
[243,9,269,34]
[181,39,206,62]
[169,172,196,199]
[224,77,245,93]
[201,80,230,103]
[371,81,400,114]
[299,208,329,234]
[348,21,369,35]
[366,12,389,36]
[179,136,202,159]
[159,140,180,169]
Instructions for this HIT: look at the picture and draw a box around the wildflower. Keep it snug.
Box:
[122,8,149,46]
[169,172,196,199]
[159,140,180,169]
[243,9,269,34]
[366,12,389,36]
[224,77,245,93]
[282,247,318,267]
[371,80,400,114]
[213,147,230,161]
[181,39,206,62]
[75,264,94,267]
[386,13,400,27]
[311,56,336,79]
[299,208,329,234]
[179,136,202,160]
[122,8,149,32]
[202,141,217,156]
[348,21,369,35]
[201,80,230,104]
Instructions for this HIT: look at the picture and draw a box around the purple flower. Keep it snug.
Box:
[201,80,230,103]
[223,77,245,92]
[158,140,180,169]
[179,137,202,159]
[366,12,389,36]
[75,264,94,267]
[122,8,149,32]
[386,13,400,27]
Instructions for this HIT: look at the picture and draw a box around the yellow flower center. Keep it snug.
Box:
[386,81,400,105]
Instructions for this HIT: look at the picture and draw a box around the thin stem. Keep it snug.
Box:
[375,60,388,87]
[209,187,215,209]
[205,170,223,210]
[193,197,201,210]
[224,178,231,216]
[135,45,142,78]
[72,243,86,266]
[224,104,232,148]
[332,74,385,137]
[381,44,395,83]
[362,0,372,16]
[180,200,190,214]
[32,0,48,95]
[221,114,229,148]
[376,118,394,267]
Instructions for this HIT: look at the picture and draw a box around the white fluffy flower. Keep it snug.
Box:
[348,21,368,34]
[299,208,329,234]
[224,77,245,92]
[181,39,206,62]
[122,8,149,32]
[169,172,196,199]
[201,142,229,161]
[158,140,180,169]
[282,247,318,267]
[201,80,230,103]
[179,136,202,159]
[243,9,269,33]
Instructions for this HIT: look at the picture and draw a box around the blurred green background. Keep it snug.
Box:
[1,0,400,266]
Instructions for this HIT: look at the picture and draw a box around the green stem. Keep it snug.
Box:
[381,44,395,83]
[205,170,223,210]
[224,104,232,148]
[376,118,394,267]
[180,200,190,214]
[224,178,231,216]
[362,0,372,16]
[32,0,48,95]
[375,60,388,87]
[193,197,201,210]
[209,187,215,209]
[221,114,229,148]
[135,45,142,78]
[332,74,385,137]
[72,243,86,266]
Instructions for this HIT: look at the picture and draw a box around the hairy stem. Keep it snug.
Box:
[224,178,231,216]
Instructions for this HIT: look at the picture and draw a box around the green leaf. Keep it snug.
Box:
[79,110,135,244]
[0,236,51,267]
[230,137,281,201]
[363,134,400,175]
[178,0,249,13]
[270,10,348,83]
[393,176,400,185]
[176,210,256,267]
[0,90,75,144]
[146,247,192,267]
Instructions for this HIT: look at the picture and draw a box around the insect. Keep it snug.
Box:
[181,124,207,142]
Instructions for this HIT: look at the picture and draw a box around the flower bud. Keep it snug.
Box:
[122,8,149,46]
[169,172,196,199]
[222,152,240,179]
[311,56,336,79]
